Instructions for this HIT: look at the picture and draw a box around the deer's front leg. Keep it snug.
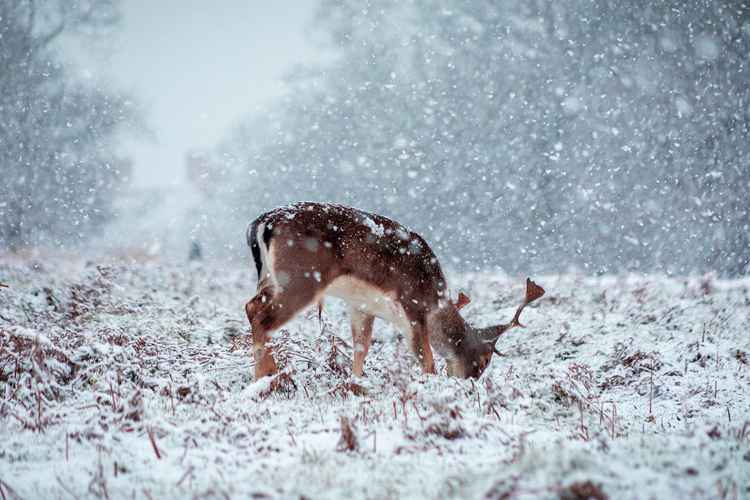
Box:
[350,309,375,377]
[411,325,436,375]
[252,328,278,379]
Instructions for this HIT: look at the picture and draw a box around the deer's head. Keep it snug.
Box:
[446,279,545,378]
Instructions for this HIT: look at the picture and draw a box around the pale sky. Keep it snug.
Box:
[67,0,320,187]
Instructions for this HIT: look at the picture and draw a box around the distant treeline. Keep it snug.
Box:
[201,0,749,276]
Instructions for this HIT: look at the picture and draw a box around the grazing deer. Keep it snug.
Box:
[245,202,544,380]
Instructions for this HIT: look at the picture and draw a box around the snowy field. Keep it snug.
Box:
[1,256,748,499]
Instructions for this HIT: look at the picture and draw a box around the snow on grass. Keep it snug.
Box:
[0,257,748,499]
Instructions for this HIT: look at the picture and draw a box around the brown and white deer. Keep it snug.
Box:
[245,202,544,380]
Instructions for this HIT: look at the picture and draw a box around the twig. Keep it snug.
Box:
[168,384,175,416]
[147,428,162,460]
[0,478,23,500]
[489,403,502,421]
[75,405,99,411]
[56,475,80,500]
[176,466,194,487]
[739,421,748,441]
[411,401,426,421]
[180,437,192,464]
[578,400,589,441]
[108,380,118,412]
[648,363,654,419]
[287,425,297,447]
[611,402,617,438]
[206,403,227,422]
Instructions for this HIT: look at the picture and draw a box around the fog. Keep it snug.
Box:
[1,0,748,275]
[2,3,749,497]
[63,0,319,187]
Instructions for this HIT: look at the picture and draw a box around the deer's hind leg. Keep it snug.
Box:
[245,286,278,379]
[350,308,375,377]
[245,279,320,380]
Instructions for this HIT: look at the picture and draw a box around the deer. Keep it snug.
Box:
[245,202,545,380]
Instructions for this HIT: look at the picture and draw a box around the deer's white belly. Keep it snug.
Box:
[325,276,411,332]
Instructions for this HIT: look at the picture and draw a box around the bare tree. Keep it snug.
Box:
[0,0,134,250]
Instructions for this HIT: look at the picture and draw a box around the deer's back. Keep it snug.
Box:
[253,202,448,310]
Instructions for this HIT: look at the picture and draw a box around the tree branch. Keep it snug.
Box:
[34,21,67,48]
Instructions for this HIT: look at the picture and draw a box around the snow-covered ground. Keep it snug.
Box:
[1,256,748,499]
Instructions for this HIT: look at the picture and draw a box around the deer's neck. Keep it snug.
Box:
[427,305,474,358]
[475,323,512,344]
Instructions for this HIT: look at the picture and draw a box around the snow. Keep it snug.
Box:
[1,257,748,498]
[694,34,720,61]
[362,216,386,238]
[3,3,750,498]
[5,325,53,346]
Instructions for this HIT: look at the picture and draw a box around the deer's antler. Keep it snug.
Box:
[477,278,546,346]
[509,278,545,328]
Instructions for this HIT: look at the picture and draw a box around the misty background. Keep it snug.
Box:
[1,0,748,276]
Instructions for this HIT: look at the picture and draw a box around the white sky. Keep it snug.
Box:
[67,0,320,187]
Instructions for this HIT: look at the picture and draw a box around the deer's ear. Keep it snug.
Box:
[453,291,471,310]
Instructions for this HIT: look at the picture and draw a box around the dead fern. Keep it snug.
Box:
[336,416,358,452]
[559,480,608,500]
